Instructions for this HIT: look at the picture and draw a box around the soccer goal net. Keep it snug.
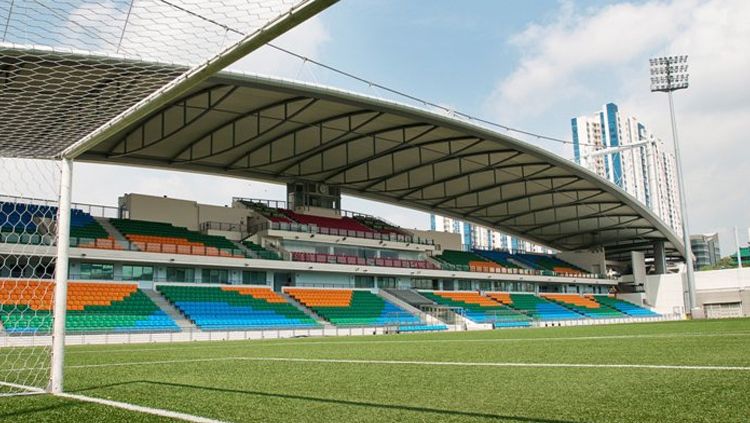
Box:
[0,0,335,396]
[0,159,61,396]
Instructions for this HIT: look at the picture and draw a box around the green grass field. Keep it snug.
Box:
[2,318,749,422]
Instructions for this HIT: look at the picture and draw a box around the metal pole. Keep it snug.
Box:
[667,91,697,312]
[735,226,743,269]
[49,158,73,394]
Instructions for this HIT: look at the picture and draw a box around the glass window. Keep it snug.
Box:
[242,271,266,285]
[411,278,433,289]
[457,280,472,291]
[202,268,229,284]
[354,276,374,288]
[377,277,397,289]
[122,265,153,281]
[77,262,114,280]
[167,267,195,283]
[380,250,398,259]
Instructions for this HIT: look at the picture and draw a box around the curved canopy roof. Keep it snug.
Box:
[1,47,684,259]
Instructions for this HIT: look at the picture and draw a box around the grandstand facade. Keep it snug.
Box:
[1,190,671,339]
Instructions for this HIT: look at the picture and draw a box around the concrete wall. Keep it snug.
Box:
[197,204,251,227]
[119,193,253,232]
[557,249,607,274]
[639,272,686,315]
[409,229,462,252]
[294,271,353,287]
[120,194,199,230]
[694,268,750,290]
[635,268,750,316]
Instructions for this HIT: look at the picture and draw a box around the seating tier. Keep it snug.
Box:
[241,240,281,260]
[156,285,318,330]
[290,252,438,269]
[419,291,530,326]
[110,218,243,257]
[280,210,375,234]
[472,250,520,268]
[0,280,178,334]
[511,253,587,274]
[591,295,660,317]
[490,293,584,321]
[285,289,423,327]
[541,294,626,318]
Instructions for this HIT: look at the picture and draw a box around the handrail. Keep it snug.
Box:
[0,193,120,218]
[249,221,435,246]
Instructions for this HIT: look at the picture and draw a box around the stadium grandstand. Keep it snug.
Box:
[1,1,748,421]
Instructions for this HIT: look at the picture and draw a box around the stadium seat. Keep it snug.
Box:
[157,285,319,330]
[419,291,531,327]
[510,253,588,275]
[541,294,626,318]
[290,252,438,269]
[109,218,245,258]
[0,202,114,248]
[472,250,521,269]
[434,250,513,273]
[241,240,281,260]
[487,292,584,321]
[280,210,375,234]
[285,288,427,328]
[0,280,179,334]
[590,295,660,317]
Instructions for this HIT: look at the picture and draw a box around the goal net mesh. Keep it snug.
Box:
[0,0,330,395]
[0,159,61,395]
[0,0,315,159]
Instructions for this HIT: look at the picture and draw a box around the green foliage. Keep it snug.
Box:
[700,256,742,271]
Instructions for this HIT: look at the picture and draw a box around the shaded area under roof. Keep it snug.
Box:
[0,47,685,261]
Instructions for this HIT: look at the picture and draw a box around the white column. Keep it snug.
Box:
[49,158,73,394]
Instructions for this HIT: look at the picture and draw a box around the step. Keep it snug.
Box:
[95,217,129,243]
[279,292,330,327]
[142,289,199,331]
[377,289,446,326]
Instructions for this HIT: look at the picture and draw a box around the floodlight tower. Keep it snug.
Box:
[649,55,698,315]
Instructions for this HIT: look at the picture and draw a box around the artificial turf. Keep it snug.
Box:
[1,318,749,422]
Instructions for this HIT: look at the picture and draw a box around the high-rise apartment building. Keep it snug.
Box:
[690,233,721,270]
[571,103,682,233]
[429,215,552,254]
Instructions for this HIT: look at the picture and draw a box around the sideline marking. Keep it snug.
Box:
[57,392,228,423]
[67,356,750,371]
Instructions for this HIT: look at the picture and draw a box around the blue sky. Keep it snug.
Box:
[67,0,750,254]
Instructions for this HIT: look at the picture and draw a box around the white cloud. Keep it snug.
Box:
[487,0,750,252]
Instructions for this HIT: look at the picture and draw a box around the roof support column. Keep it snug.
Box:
[653,240,667,275]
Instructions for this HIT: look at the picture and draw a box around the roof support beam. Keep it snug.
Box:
[430,163,554,208]
[458,175,583,216]
[226,110,395,170]
[108,84,237,158]
[520,205,632,234]
[355,139,492,189]
[172,97,319,163]
[547,216,645,243]
[394,151,525,200]
[492,189,607,225]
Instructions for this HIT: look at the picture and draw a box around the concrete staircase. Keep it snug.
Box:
[143,289,199,331]
[377,289,446,326]
[280,292,331,328]
[95,217,128,243]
